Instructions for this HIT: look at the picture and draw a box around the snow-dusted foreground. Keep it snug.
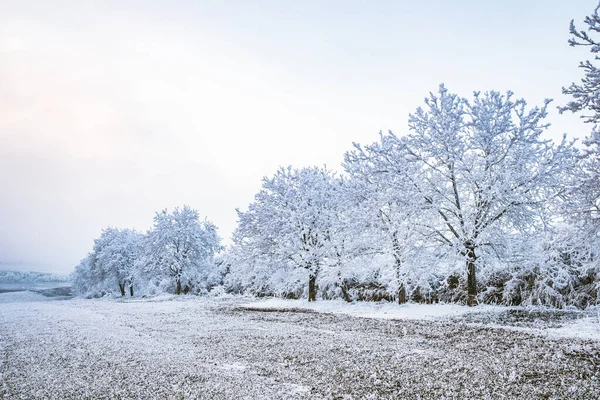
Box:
[1,293,599,399]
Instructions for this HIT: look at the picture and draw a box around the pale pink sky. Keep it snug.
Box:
[0,0,594,273]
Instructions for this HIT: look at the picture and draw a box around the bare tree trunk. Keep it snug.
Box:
[337,266,351,303]
[176,279,182,295]
[341,281,351,303]
[129,284,134,297]
[392,232,407,304]
[308,274,317,302]
[398,284,407,304]
[119,283,125,296]
[466,244,477,306]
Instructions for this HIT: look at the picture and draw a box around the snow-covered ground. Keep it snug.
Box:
[241,298,510,320]
[241,298,600,341]
[1,292,599,399]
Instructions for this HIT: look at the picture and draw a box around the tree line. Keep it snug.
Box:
[73,4,600,308]
[225,87,581,307]
[72,206,222,297]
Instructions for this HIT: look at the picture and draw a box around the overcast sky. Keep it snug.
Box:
[0,0,596,273]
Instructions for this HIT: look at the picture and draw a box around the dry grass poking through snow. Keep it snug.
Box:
[0,292,599,399]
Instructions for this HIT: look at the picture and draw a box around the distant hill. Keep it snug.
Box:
[0,270,69,283]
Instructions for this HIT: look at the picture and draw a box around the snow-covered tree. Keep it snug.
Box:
[558,4,600,238]
[563,133,600,237]
[360,85,575,306]
[71,253,95,296]
[558,3,600,299]
[93,228,144,296]
[71,228,144,297]
[229,166,341,301]
[137,206,222,295]
[560,3,600,123]
[344,136,438,303]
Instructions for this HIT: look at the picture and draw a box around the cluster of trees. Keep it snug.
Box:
[73,4,600,308]
[224,5,600,308]
[225,87,587,307]
[72,206,223,297]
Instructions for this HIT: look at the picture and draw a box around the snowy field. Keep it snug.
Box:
[1,292,600,399]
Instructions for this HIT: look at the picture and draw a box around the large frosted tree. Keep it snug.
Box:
[364,86,574,305]
[72,228,144,297]
[561,3,600,241]
[344,135,436,303]
[230,166,340,301]
[139,206,222,295]
[93,228,144,296]
[560,3,600,123]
